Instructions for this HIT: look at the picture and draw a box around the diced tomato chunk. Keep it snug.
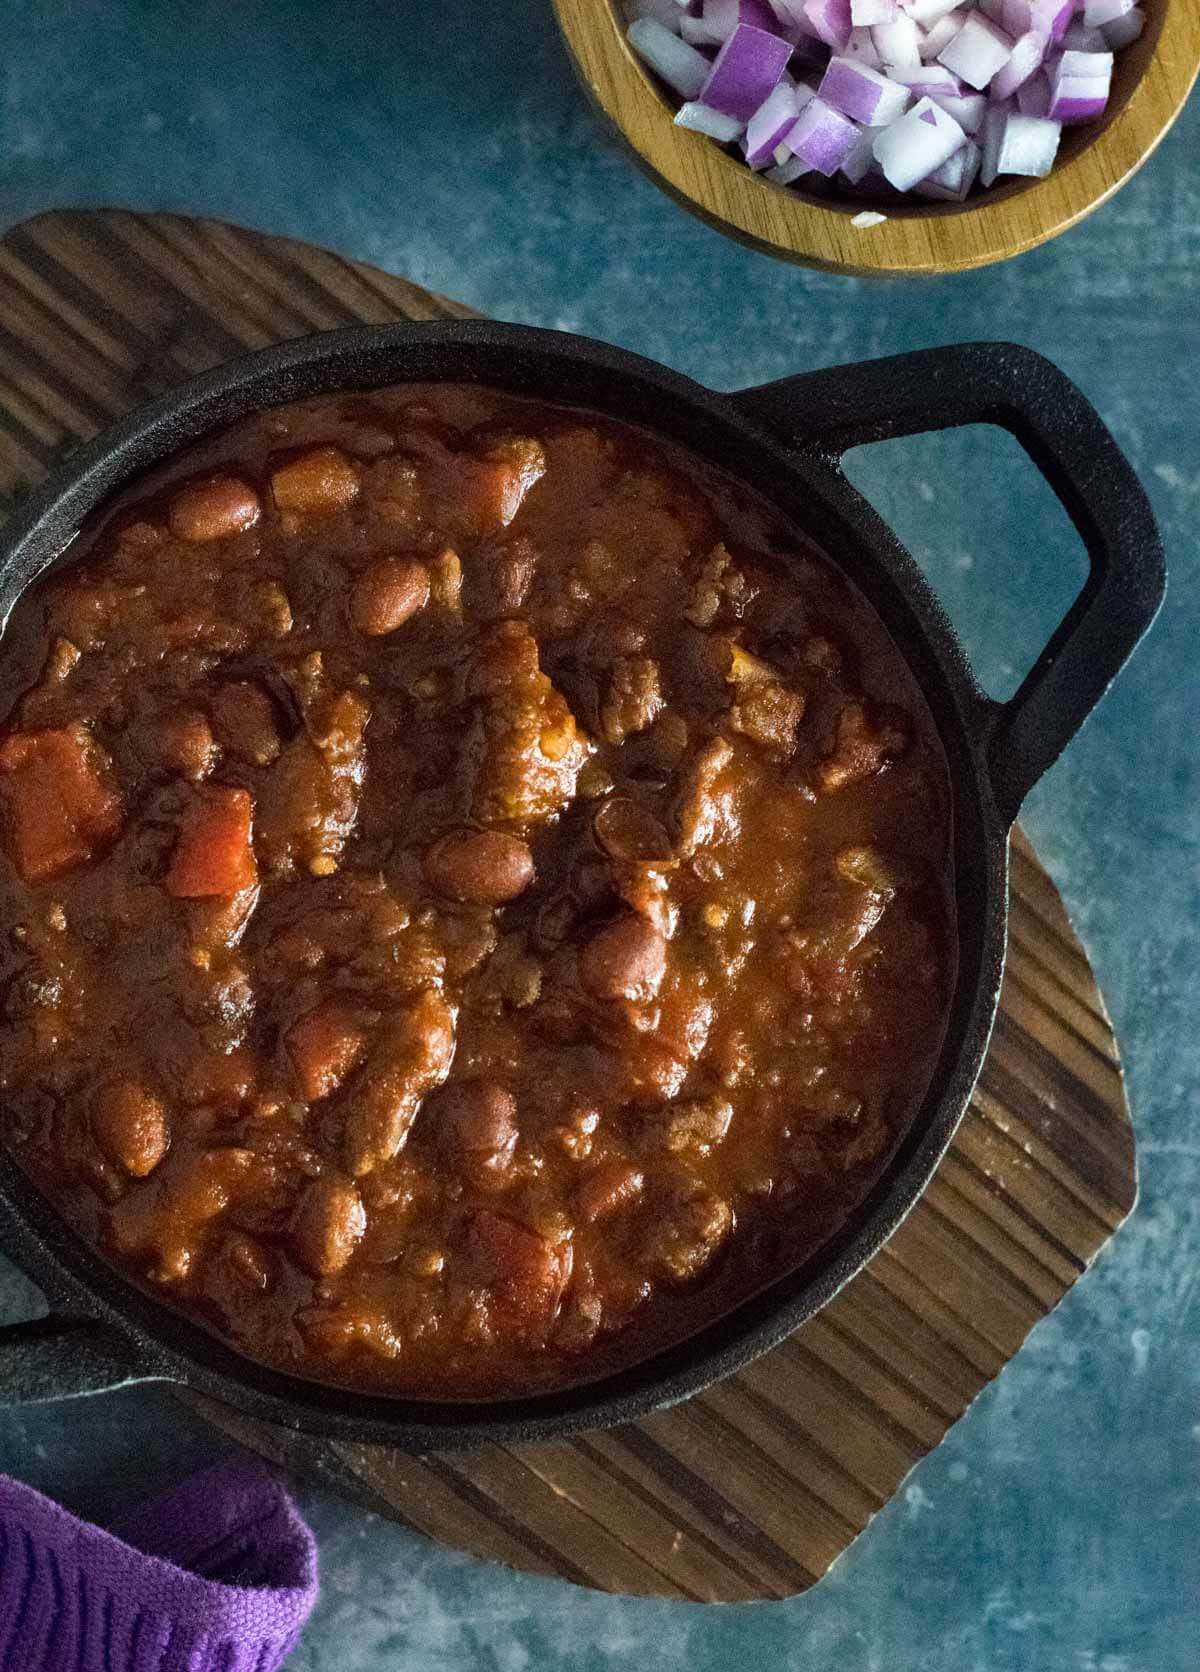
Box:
[0,724,123,883]
[165,786,258,898]
[286,999,368,1102]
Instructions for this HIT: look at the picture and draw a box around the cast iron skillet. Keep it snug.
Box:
[0,324,1164,1448]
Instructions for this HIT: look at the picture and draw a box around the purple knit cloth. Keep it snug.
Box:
[0,1461,318,1672]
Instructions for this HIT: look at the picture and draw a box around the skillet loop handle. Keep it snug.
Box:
[730,343,1165,824]
[0,1315,151,1404]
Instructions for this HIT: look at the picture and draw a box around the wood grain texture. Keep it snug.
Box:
[552,0,1200,276]
[0,209,1137,1600]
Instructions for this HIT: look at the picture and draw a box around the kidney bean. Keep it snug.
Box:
[423,828,534,905]
[579,914,667,1003]
[168,477,261,543]
[291,1174,367,1277]
[271,447,360,517]
[577,1160,644,1223]
[350,557,430,636]
[92,1079,169,1177]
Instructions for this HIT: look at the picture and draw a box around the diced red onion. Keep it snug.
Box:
[784,95,864,172]
[821,55,914,123]
[1082,0,1137,26]
[681,13,726,43]
[803,0,854,50]
[905,0,964,24]
[765,152,813,181]
[1061,21,1108,51]
[1015,69,1052,114]
[701,22,794,117]
[929,88,988,131]
[765,0,815,27]
[872,95,966,188]
[625,0,1144,203]
[703,0,783,41]
[938,12,1015,88]
[916,136,983,197]
[890,61,965,93]
[1031,0,1075,43]
[846,25,886,66]
[980,102,1061,182]
[1046,46,1113,121]
[918,10,968,60]
[675,99,750,137]
[840,122,881,181]
[744,80,805,162]
[990,28,1049,98]
[627,17,712,97]
[1101,7,1144,48]
[873,14,923,64]
[627,0,688,29]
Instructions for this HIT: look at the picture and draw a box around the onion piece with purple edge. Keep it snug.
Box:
[850,0,897,24]
[1046,47,1113,122]
[820,56,913,125]
[1101,8,1144,49]
[938,12,1015,89]
[872,95,966,189]
[873,14,923,65]
[990,29,1049,99]
[803,0,854,51]
[701,23,794,119]
[743,80,804,163]
[783,95,864,174]
[916,136,983,198]
[929,88,988,132]
[627,17,711,98]
[675,100,749,139]
[980,102,1061,183]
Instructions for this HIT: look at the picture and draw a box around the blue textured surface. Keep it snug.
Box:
[0,3,1197,1668]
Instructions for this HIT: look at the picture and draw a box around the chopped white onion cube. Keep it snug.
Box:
[873,14,923,65]
[929,88,988,132]
[851,0,898,22]
[920,11,970,62]
[938,12,1015,88]
[675,100,749,139]
[1061,22,1108,51]
[990,29,1049,99]
[627,17,711,98]
[846,25,885,66]
[916,136,983,197]
[872,95,966,188]
[980,102,1061,182]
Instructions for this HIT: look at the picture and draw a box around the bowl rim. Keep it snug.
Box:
[552,0,1200,275]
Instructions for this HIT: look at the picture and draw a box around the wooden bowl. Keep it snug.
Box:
[552,1,1200,276]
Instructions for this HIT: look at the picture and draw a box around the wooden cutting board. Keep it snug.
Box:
[0,209,1137,1603]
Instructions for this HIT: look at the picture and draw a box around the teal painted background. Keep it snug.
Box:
[0,3,1197,1667]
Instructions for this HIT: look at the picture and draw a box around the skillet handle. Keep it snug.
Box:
[0,1315,154,1403]
[729,343,1165,823]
